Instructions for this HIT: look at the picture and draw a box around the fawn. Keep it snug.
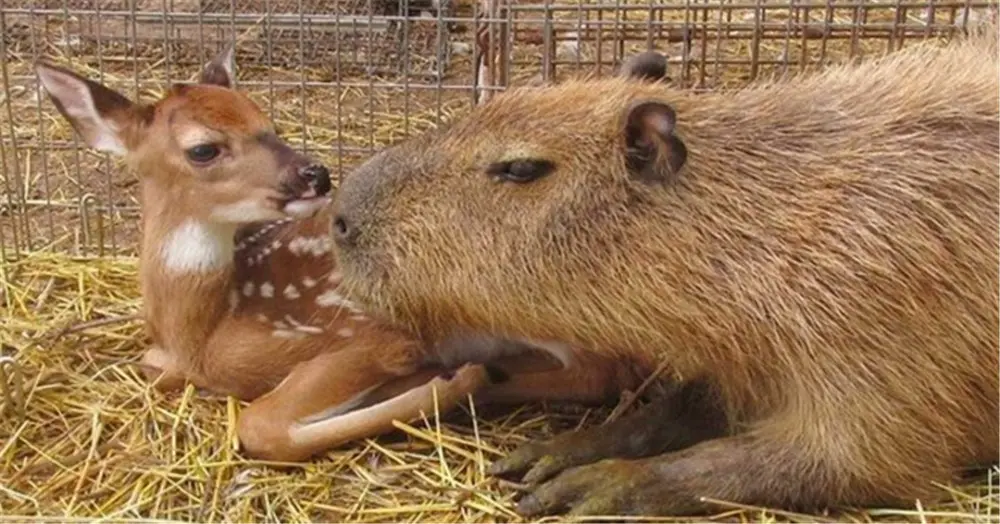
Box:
[36,46,647,462]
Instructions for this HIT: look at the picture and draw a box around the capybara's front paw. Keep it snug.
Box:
[487,428,618,485]
[514,457,702,517]
[489,381,729,485]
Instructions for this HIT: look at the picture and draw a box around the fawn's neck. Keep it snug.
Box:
[138,181,237,363]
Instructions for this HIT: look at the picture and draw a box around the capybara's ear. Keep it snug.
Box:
[199,42,236,88]
[618,51,669,83]
[622,99,688,183]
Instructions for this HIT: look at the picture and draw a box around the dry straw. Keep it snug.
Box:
[2,3,998,522]
[0,252,997,522]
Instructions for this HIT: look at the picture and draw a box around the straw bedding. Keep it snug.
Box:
[2,3,998,522]
[0,252,997,522]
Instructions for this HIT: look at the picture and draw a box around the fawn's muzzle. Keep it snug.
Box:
[299,163,332,197]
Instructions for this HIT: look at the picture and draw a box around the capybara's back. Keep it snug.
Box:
[333,25,1000,515]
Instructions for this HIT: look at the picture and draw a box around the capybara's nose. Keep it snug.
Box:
[332,213,357,247]
[299,163,332,196]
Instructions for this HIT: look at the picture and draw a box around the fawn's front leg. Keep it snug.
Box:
[233,326,492,462]
[137,345,190,393]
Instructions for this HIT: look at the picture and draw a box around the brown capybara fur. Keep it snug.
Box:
[332,24,1000,516]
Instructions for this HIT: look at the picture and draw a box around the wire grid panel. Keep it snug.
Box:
[0,0,994,260]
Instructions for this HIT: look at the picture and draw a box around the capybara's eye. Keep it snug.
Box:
[486,159,556,184]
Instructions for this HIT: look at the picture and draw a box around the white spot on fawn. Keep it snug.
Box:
[270,240,282,250]
[288,236,333,257]
[337,327,354,338]
[242,281,255,297]
[316,289,359,311]
[273,320,289,330]
[160,220,235,274]
[327,271,343,285]
[272,329,306,340]
[282,314,323,334]
[302,277,317,288]
[283,284,301,300]
[259,282,274,298]
[255,314,270,323]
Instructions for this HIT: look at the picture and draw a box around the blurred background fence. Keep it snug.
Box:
[0,0,995,260]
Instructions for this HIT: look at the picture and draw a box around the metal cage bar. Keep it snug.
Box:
[0,0,994,258]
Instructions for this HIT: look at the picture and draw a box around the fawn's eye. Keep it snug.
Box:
[186,144,221,164]
[486,159,556,184]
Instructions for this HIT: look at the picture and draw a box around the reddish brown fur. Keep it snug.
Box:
[333,25,1000,514]
[36,51,648,463]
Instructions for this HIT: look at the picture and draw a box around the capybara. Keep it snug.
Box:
[330,23,1000,517]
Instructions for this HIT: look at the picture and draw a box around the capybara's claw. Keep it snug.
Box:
[522,454,572,485]
[488,430,616,483]
[486,442,544,478]
[515,457,697,518]
[513,459,644,517]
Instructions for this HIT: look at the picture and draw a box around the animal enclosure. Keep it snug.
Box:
[1,0,998,522]
[2,0,995,258]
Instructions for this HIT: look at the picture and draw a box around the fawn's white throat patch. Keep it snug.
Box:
[160,219,236,273]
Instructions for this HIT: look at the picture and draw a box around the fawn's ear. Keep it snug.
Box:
[35,61,137,156]
[199,43,236,88]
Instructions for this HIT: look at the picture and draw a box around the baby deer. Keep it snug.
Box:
[36,47,647,462]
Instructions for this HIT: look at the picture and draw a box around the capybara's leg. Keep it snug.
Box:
[512,416,947,518]
[511,432,820,517]
[488,379,727,484]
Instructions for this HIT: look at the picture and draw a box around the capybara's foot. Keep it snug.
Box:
[513,429,924,518]
[488,379,727,484]
[514,456,696,517]
[487,425,621,485]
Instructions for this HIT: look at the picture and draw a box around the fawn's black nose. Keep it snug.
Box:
[300,163,332,196]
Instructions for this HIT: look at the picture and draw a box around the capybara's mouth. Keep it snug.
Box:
[336,260,396,312]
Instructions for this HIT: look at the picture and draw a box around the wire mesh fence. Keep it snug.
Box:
[1,0,994,260]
